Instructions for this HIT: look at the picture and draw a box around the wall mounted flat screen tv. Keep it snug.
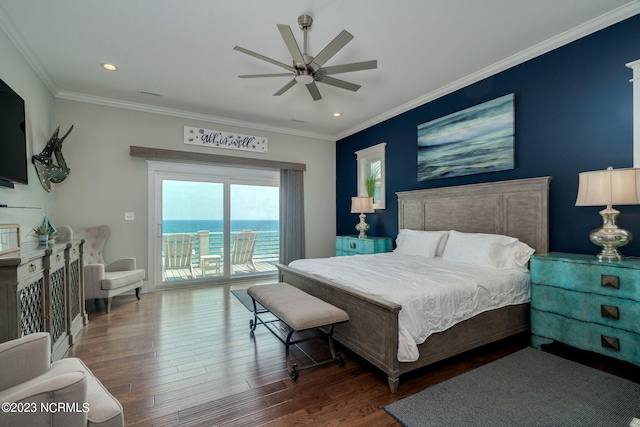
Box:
[0,78,27,188]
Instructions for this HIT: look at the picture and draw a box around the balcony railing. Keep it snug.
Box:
[162,230,279,281]
[194,230,279,265]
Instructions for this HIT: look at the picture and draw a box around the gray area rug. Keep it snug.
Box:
[231,288,264,312]
[384,348,640,427]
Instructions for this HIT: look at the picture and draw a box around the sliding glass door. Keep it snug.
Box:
[230,183,279,276]
[162,179,224,283]
[149,162,279,288]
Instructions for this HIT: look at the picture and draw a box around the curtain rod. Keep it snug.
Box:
[129,146,306,171]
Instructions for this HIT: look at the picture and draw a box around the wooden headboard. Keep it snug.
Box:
[397,176,552,253]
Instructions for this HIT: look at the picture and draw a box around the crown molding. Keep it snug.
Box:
[2,1,638,143]
[0,3,59,95]
[0,3,334,142]
[336,2,640,141]
[56,91,335,142]
[1,3,334,142]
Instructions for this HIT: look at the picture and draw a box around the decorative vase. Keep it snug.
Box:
[37,235,48,246]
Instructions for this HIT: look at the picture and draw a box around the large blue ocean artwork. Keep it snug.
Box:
[417,93,515,181]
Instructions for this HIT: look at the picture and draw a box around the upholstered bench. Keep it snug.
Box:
[247,282,349,380]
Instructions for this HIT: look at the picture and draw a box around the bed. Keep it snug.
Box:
[277,176,551,392]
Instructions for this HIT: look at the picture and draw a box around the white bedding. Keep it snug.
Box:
[288,253,530,362]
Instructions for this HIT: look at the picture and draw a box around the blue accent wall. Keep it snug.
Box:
[337,14,640,256]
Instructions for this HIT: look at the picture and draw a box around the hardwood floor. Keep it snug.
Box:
[67,281,640,426]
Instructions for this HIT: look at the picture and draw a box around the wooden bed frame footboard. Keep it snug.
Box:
[280,176,551,392]
[278,263,530,392]
[277,264,402,377]
[277,263,402,390]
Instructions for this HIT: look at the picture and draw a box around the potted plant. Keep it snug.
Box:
[31,223,51,246]
[365,174,377,199]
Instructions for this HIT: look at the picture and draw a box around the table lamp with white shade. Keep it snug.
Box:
[351,196,374,239]
[575,166,640,261]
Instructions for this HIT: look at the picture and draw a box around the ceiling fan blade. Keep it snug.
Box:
[306,82,322,101]
[273,79,297,96]
[323,60,377,75]
[234,46,296,72]
[318,76,361,92]
[312,30,354,67]
[239,73,293,78]
[277,24,306,65]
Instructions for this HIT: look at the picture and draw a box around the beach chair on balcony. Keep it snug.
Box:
[230,230,258,272]
[163,233,196,279]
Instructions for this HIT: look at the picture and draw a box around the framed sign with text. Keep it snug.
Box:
[184,126,267,153]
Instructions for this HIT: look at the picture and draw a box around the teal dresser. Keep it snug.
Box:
[335,235,392,256]
[530,252,640,366]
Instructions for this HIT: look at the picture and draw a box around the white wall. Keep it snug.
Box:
[0,27,55,243]
[53,99,336,276]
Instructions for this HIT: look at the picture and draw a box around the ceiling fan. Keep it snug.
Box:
[234,14,377,101]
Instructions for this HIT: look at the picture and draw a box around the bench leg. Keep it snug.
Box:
[248,297,346,381]
[249,298,259,331]
[326,326,346,368]
[285,330,298,380]
[284,325,345,381]
[327,327,338,360]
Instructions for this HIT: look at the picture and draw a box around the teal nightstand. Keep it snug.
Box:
[529,252,640,366]
[335,235,392,256]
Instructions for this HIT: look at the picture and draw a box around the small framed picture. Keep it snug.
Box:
[0,224,20,255]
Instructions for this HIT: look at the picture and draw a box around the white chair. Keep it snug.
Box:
[230,230,258,272]
[58,225,145,314]
[0,332,124,427]
[163,233,196,279]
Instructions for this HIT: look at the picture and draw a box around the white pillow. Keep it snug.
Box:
[394,229,446,259]
[442,230,533,270]
[435,230,450,257]
[511,241,536,271]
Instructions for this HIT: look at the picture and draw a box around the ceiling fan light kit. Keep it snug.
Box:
[234,14,377,101]
[295,71,314,85]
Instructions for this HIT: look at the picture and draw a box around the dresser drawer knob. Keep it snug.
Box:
[601,274,619,289]
[600,305,619,320]
[601,335,620,351]
[350,243,356,249]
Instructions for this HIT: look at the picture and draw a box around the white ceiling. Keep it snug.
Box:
[1,1,639,141]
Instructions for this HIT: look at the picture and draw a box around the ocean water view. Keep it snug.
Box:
[163,219,279,234]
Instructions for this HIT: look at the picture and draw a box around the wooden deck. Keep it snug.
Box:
[161,230,280,283]
[163,261,278,282]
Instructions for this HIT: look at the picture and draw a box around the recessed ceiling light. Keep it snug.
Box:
[333,112,342,117]
[101,63,118,71]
